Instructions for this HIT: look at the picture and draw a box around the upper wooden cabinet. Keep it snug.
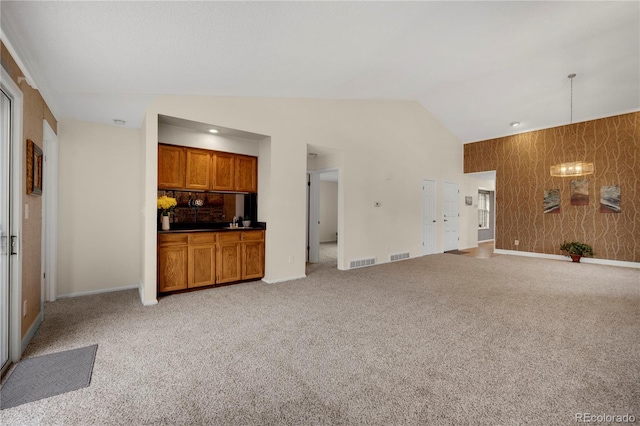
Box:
[185,149,212,190]
[235,155,258,193]
[158,145,185,189]
[212,152,236,191]
[158,144,257,193]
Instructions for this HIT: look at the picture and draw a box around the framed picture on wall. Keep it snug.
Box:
[465,196,473,205]
[26,139,43,196]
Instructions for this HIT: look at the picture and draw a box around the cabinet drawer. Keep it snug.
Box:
[242,230,264,241]
[159,233,189,246]
[189,233,216,245]
[217,232,242,243]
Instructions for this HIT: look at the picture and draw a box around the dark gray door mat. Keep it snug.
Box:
[444,250,470,255]
[1,344,97,409]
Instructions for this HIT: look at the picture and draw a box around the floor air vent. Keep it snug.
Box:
[349,257,376,269]
[390,252,410,262]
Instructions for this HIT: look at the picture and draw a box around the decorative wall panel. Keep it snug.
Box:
[464,112,639,262]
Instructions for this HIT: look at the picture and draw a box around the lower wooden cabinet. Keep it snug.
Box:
[188,233,216,288]
[158,234,189,293]
[158,230,265,294]
[216,233,243,284]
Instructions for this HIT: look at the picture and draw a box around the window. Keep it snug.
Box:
[478,191,490,229]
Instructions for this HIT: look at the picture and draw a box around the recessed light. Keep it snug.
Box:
[510,122,520,127]
[113,119,126,126]
[208,129,219,133]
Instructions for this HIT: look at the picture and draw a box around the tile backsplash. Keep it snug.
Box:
[158,190,245,223]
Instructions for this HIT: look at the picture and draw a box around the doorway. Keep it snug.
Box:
[1,66,23,375]
[443,181,460,252]
[306,168,340,271]
[422,179,436,255]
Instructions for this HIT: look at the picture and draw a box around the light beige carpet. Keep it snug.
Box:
[2,254,638,425]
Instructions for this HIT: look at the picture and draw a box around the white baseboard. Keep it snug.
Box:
[262,274,307,284]
[142,298,158,306]
[57,284,139,299]
[478,239,494,243]
[459,245,478,251]
[21,311,43,354]
[320,240,338,243]
[494,249,640,269]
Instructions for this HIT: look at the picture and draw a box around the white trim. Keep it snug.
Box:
[42,120,58,302]
[57,284,139,299]
[2,65,24,363]
[138,280,157,306]
[494,249,640,269]
[21,311,43,353]
[478,239,494,243]
[262,274,306,284]
[459,245,478,251]
[0,30,37,89]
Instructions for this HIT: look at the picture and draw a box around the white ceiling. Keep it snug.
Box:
[2,1,638,143]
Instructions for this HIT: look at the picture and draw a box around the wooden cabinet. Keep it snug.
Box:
[185,149,212,190]
[212,152,236,191]
[216,233,242,283]
[158,234,188,292]
[158,230,265,294]
[242,231,265,280]
[188,233,216,288]
[158,144,257,193]
[158,145,185,189]
[235,155,257,192]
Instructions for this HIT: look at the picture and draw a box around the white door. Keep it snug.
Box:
[443,182,459,252]
[422,180,436,255]
[307,172,320,263]
[1,89,11,372]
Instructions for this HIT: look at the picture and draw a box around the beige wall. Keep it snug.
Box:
[464,112,639,262]
[319,181,338,242]
[57,119,141,295]
[140,96,465,302]
[1,41,57,337]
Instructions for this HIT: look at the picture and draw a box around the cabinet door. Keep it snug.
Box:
[216,242,242,283]
[242,240,264,280]
[212,152,235,191]
[158,145,185,189]
[158,245,188,292]
[235,155,257,192]
[188,245,216,288]
[185,149,211,190]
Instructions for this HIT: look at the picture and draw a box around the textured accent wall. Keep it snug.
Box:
[1,41,57,337]
[464,112,639,262]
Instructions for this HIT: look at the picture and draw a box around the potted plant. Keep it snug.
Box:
[560,241,594,263]
[157,195,177,230]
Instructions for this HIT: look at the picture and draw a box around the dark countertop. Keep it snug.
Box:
[158,222,266,234]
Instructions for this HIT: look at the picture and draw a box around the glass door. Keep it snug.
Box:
[0,89,11,372]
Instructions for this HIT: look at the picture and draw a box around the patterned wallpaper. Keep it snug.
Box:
[464,112,639,262]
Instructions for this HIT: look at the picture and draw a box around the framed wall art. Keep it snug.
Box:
[570,179,588,206]
[600,185,621,213]
[543,189,560,213]
[26,139,43,196]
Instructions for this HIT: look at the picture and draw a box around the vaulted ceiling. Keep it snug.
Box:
[2,1,638,143]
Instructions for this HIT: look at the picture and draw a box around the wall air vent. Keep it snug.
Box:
[349,257,376,269]
[390,252,410,262]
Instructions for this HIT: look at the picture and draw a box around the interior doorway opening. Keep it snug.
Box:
[306,144,342,273]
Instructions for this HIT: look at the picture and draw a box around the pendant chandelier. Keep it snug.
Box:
[550,73,594,177]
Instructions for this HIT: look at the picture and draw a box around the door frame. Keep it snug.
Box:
[442,181,460,252]
[42,120,58,302]
[421,179,437,255]
[306,167,342,268]
[1,65,24,365]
